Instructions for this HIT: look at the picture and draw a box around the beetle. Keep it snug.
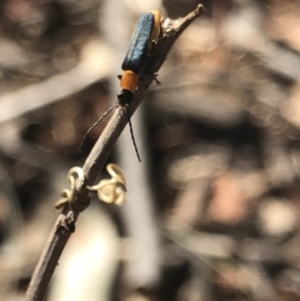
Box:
[118,10,161,105]
[80,10,161,161]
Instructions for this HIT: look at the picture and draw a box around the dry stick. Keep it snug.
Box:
[23,4,205,301]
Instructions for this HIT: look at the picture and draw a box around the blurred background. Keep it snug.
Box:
[1,0,300,300]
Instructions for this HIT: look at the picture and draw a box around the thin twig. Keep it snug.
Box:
[23,4,205,301]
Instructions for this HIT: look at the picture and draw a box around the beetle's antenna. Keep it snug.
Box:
[126,108,141,162]
[80,104,118,151]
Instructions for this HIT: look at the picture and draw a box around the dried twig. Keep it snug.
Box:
[23,4,205,301]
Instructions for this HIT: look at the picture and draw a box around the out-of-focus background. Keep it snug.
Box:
[1,0,300,300]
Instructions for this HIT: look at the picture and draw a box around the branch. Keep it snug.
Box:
[23,4,205,301]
